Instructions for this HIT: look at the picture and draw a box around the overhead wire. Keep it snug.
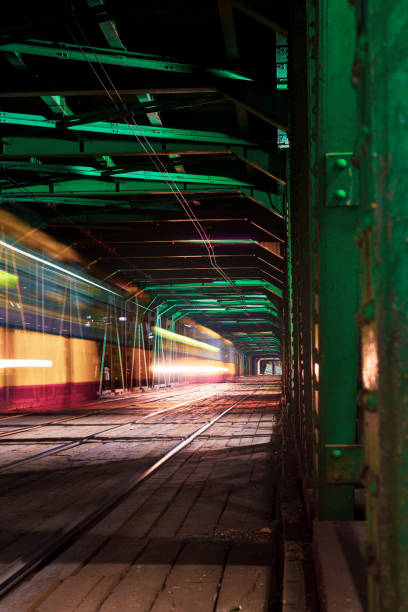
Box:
[66,12,245,294]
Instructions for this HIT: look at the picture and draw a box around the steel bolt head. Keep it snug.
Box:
[334,188,347,200]
[335,158,348,169]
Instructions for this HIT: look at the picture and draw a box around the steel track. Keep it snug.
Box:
[0,389,231,472]
[0,385,224,441]
[0,391,255,598]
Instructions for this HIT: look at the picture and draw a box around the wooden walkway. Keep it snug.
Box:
[0,380,282,611]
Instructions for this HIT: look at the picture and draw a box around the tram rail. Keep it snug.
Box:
[0,388,230,473]
[0,390,256,598]
[0,385,226,441]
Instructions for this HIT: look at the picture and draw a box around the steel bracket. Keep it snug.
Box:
[325,444,363,484]
[325,152,357,207]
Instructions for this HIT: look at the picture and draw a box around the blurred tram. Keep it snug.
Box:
[0,232,235,412]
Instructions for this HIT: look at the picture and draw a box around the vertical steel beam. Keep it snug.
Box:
[288,0,315,500]
[308,0,359,519]
[355,0,408,608]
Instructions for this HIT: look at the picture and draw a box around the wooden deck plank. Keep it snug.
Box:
[215,542,276,612]
[150,541,229,612]
[99,539,182,612]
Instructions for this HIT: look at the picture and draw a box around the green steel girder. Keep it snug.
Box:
[119,264,283,283]
[233,334,280,340]
[174,307,278,316]
[214,321,281,331]
[139,288,282,308]
[56,94,220,128]
[0,160,259,187]
[1,188,283,223]
[145,296,278,307]
[213,320,273,325]
[43,220,283,243]
[235,347,280,352]
[232,338,281,345]
[0,87,219,98]
[0,138,286,185]
[0,196,134,208]
[141,279,282,297]
[0,111,55,129]
[0,40,252,81]
[154,301,279,315]
[119,271,281,284]
[0,137,242,158]
[231,338,280,343]
[0,111,256,145]
[110,169,254,187]
[0,177,271,197]
[90,249,284,270]
[0,160,101,176]
[71,122,255,146]
[0,150,286,193]
[160,297,278,308]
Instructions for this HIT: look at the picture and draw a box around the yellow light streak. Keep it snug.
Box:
[152,326,220,352]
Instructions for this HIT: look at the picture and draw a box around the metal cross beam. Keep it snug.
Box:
[0,160,258,187]
[0,111,257,145]
[0,40,252,81]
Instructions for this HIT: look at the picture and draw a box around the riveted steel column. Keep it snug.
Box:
[288,0,315,499]
[355,0,408,608]
[308,0,359,519]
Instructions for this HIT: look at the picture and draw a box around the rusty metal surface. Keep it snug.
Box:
[325,444,363,485]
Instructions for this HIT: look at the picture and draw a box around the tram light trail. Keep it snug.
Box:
[151,364,229,376]
[151,326,220,352]
[0,359,53,368]
[0,270,17,287]
[0,240,120,297]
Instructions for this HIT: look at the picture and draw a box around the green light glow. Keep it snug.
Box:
[0,240,120,296]
[152,326,220,352]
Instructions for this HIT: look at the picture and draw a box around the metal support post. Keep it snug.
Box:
[355,0,408,607]
[308,0,359,519]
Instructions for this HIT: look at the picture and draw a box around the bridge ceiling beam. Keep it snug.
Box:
[0,40,252,81]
